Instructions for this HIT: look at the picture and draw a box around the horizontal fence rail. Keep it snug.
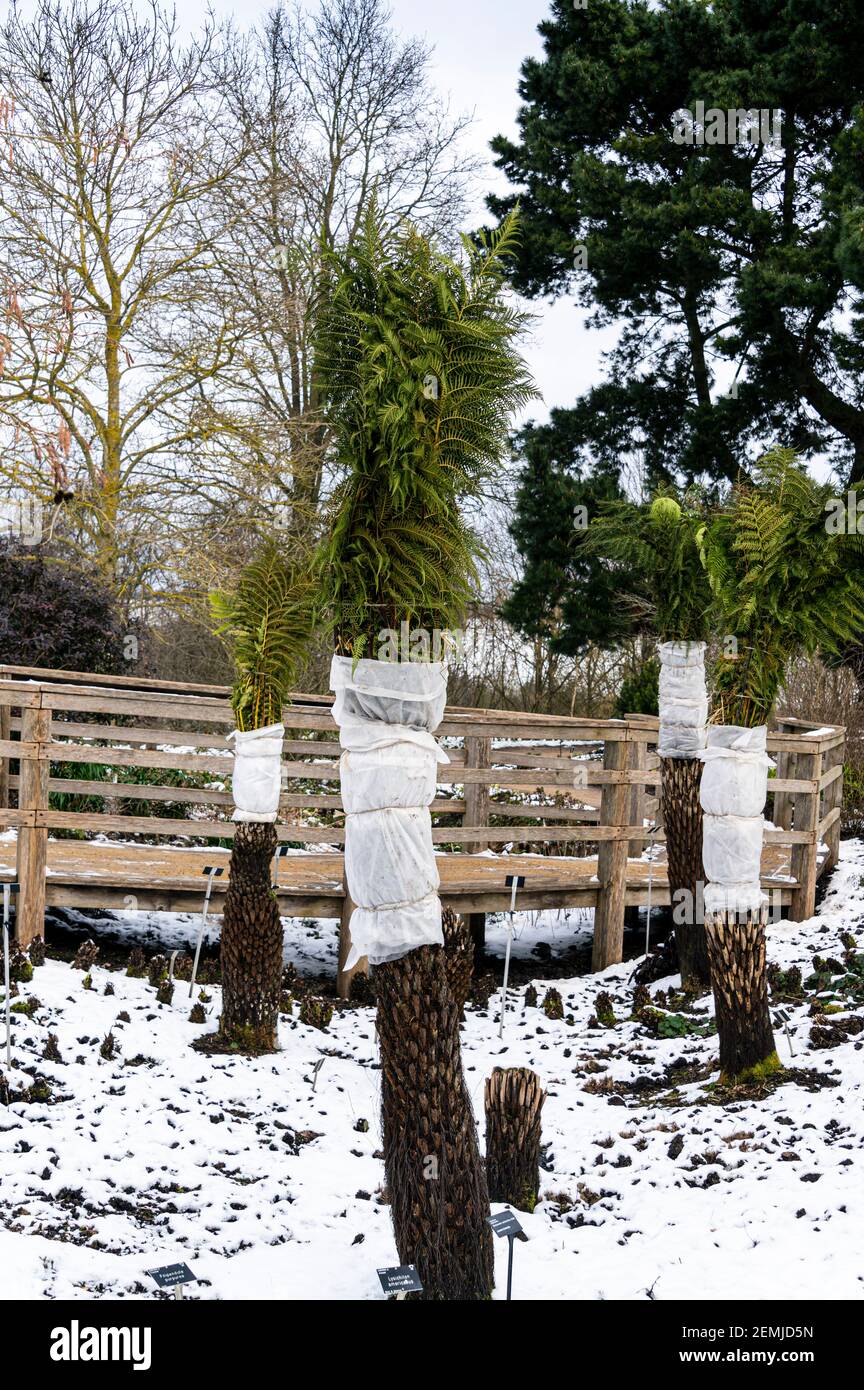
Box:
[0,665,846,972]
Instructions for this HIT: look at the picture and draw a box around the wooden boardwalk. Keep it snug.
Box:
[0,836,815,919]
[0,666,845,978]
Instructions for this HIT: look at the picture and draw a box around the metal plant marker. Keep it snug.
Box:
[644,820,657,957]
[499,875,525,1039]
[377,1264,423,1300]
[1,881,16,1070]
[487,1209,528,1300]
[147,1262,196,1300]
[773,1006,795,1057]
[189,866,223,997]
[272,842,289,889]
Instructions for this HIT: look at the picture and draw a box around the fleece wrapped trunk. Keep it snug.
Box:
[227,723,285,823]
[217,723,285,1052]
[657,642,710,989]
[330,656,449,967]
[657,641,708,759]
[698,723,779,1082]
[333,656,494,1298]
[698,724,774,918]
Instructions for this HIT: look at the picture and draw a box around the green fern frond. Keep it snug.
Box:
[315,201,534,654]
[701,448,864,725]
[585,488,712,642]
[211,542,315,731]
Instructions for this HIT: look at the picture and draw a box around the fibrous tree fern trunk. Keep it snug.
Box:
[660,756,711,991]
[484,1067,545,1212]
[704,911,779,1084]
[376,945,494,1301]
[217,822,283,1052]
[441,906,473,1016]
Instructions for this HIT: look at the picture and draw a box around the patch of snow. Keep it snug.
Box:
[1,843,863,1300]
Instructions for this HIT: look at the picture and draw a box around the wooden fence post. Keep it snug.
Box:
[463,735,491,965]
[627,734,647,855]
[789,746,821,922]
[822,735,845,873]
[623,732,646,931]
[772,720,795,830]
[592,733,629,971]
[15,700,50,946]
[0,703,9,809]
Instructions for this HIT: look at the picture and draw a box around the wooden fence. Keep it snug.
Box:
[0,665,846,988]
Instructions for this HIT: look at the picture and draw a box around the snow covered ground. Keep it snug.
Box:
[2,844,864,1302]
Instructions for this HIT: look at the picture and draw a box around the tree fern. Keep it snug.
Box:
[698,448,864,726]
[585,486,712,642]
[211,542,315,730]
[314,204,536,654]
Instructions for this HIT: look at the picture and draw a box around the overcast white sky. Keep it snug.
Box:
[198,0,615,424]
[381,0,616,419]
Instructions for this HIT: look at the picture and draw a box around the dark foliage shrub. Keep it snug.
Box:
[0,541,128,673]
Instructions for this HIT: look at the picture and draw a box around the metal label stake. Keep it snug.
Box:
[147,1262,196,1299]
[189,866,223,998]
[272,843,289,889]
[773,1007,795,1057]
[499,875,525,1039]
[487,1210,528,1300]
[644,820,657,958]
[377,1265,423,1299]
[2,881,16,1070]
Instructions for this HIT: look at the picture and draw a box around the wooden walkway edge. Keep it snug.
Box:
[0,666,844,981]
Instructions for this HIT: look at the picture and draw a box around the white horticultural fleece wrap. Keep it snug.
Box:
[699,723,775,918]
[227,723,285,823]
[330,655,448,968]
[657,640,708,758]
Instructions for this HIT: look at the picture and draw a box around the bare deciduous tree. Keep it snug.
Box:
[199,0,478,541]
[0,0,477,628]
[0,0,252,604]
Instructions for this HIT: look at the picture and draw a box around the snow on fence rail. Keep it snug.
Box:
[0,665,846,978]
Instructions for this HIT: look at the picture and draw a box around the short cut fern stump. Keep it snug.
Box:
[484,1067,546,1212]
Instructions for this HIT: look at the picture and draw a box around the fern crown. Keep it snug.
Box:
[585,484,712,643]
[211,541,315,730]
[698,447,864,725]
[314,205,536,655]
